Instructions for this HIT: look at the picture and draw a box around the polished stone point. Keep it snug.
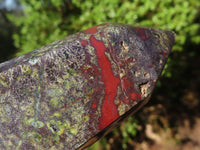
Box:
[0,23,175,150]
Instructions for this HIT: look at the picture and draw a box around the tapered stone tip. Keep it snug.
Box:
[165,30,176,50]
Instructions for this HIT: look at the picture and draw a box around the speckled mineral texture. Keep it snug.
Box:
[0,23,175,150]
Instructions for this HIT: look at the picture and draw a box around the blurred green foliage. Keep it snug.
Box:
[7,0,200,149]
[120,117,138,149]
[8,0,200,55]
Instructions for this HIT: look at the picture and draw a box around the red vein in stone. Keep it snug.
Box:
[81,40,88,46]
[85,25,98,34]
[135,28,147,40]
[85,23,109,34]
[90,35,120,130]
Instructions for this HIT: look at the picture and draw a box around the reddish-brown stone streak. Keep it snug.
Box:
[92,103,97,108]
[85,25,99,34]
[130,92,141,100]
[135,28,147,40]
[85,23,109,34]
[161,51,167,56]
[90,35,120,130]
[121,76,141,101]
[121,77,131,91]
[81,40,88,46]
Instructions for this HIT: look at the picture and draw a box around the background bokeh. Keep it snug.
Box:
[0,0,200,149]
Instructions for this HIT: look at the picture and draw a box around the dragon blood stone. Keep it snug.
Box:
[0,23,175,149]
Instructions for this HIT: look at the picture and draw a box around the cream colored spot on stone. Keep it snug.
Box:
[121,41,129,53]
[140,82,151,98]
[119,69,126,78]
[134,71,140,77]
[118,102,128,116]
[144,72,150,78]
[29,58,38,65]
